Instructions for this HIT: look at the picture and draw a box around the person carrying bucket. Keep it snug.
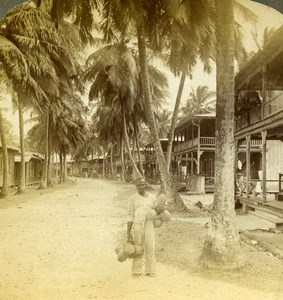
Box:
[126,177,158,278]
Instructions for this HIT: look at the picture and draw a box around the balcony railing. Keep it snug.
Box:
[236,94,283,131]
[238,139,262,147]
[173,137,215,153]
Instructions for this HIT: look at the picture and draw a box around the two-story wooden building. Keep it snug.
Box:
[234,25,283,225]
[172,113,216,192]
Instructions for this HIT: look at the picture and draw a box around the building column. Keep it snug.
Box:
[246,135,251,198]
[197,121,201,174]
[261,66,267,120]
[185,153,188,181]
[261,130,267,203]
[235,139,239,193]
[190,152,194,175]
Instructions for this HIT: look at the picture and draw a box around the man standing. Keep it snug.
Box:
[127,177,157,277]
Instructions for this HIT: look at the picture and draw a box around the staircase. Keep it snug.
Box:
[248,203,283,228]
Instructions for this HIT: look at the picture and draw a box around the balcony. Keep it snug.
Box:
[173,137,215,154]
[236,94,283,133]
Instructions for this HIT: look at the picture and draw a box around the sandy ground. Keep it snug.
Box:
[0,178,283,300]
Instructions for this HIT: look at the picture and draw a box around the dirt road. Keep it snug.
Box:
[0,178,282,300]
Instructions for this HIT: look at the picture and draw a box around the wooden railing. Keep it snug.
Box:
[200,137,215,146]
[263,93,283,118]
[173,137,215,153]
[235,178,279,195]
[236,94,283,131]
[205,177,215,187]
[239,139,262,147]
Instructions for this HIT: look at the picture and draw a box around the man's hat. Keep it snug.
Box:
[135,177,147,186]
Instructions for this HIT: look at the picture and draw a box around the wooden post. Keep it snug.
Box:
[197,121,201,174]
[261,130,267,203]
[261,66,267,120]
[235,139,239,172]
[185,153,188,181]
[235,139,239,193]
[191,152,194,175]
[246,135,251,198]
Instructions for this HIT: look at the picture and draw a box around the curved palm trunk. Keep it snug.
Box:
[59,150,63,183]
[63,151,67,182]
[40,111,49,189]
[133,115,144,176]
[166,70,186,171]
[0,109,9,198]
[120,138,125,180]
[201,0,244,269]
[102,151,106,178]
[47,112,53,186]
[55,152,59,179]
[110,145,114,179]
[122,107,142,179]
[137,22,185,208]
[17,99,26,193]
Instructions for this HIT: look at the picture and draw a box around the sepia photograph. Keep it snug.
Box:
[0,0,283,299]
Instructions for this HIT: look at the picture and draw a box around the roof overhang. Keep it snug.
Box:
[235,25,283,91]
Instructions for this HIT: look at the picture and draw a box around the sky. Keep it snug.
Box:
[1,0,283,139]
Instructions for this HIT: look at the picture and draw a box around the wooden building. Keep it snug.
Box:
[0,146,43,189]
[67,158,104,178]
[144,139,168,183]
[0,145,19,188]
[14,152,43,186]
[234,25,283,225]
[172,113,216,192]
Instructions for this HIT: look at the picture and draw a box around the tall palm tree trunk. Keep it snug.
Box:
[166,70,186,171]
[120,139,125,180]
[40,110,49,189]
[0,109,9,198]
[122,107,142,179]
[201,0,244,269]
[137,22,185,208]
[55,152,58,179]
[110,145,114,179]
[102,152,106,178]
[63,151,67,182]
[47,111,53,186]
[133,115,144,176]
[59,150,63,183]
[17,99,26,193]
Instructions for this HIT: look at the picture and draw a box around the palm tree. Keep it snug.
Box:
[82,43,142,178]
[0,3,81,191]
[0,79,10,198]
[32,0,96,45]
[180,85,216,118]
[82,41,168,180]
[96,0,218,207]
[200,0,244,270]
[0,109,9,198]
[164,1,215,174]
[156,109,171,139]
